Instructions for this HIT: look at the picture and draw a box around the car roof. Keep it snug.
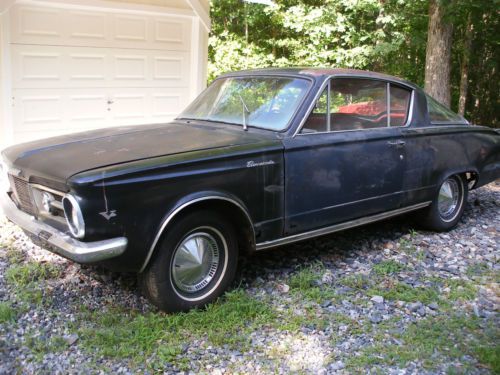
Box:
[220,67,419,90]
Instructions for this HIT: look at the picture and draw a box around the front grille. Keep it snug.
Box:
[9,175,37,215]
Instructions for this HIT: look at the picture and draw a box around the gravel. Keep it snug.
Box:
[0,181,498,374]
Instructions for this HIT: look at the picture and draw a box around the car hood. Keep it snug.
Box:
[2,122,272,184]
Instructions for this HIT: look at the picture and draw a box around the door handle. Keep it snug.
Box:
[387,140,406,147]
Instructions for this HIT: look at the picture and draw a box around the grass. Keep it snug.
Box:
[345,313,500,373]
[287,264,338,304]
[367,280,439,304]
[75,289,275,370]
[5,262,61,307]
[25,334,69,361]
[5,262,61,286]
[338,274,371,290]
[0,302,16,323]
[373,260,405,276]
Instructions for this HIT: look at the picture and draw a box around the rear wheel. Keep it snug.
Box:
[140,210,238,312]
[416,174,468,231]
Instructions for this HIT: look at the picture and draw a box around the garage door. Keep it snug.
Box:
[9,4,193,143]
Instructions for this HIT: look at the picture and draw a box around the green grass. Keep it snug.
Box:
[345,313,500,373]
[289,266,318,291]
[76,289,274,370]
[287,264,338,304]
[367,280,439,304]
[373,260,405,276]
[466,262,490,278]
[25,334,69,361]
[0,302,16,323]
[445,279,477,302]
[4,262,61,308]
[338,274,371,290]
[5,262,61,286]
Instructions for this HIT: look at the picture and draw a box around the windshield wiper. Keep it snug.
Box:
[238,94,250,131]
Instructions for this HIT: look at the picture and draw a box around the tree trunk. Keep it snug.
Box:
[458,13,474,116]
[424,0,453,107]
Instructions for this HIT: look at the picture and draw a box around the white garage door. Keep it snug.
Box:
[9,4,193,143]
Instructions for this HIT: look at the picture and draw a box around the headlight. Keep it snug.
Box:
[62,194,85,238]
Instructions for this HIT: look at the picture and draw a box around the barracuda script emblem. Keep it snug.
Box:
[246,160,276,168]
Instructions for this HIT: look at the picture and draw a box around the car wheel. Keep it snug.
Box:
[140,210,238,312]
[417,174,468,231]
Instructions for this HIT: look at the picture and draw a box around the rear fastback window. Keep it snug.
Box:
[426,94,468,124]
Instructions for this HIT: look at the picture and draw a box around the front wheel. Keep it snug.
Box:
[416,174,468,231]
[140,210,238,312]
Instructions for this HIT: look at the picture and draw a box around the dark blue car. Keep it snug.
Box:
[2,68,499,312]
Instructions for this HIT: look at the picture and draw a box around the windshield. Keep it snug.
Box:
[178,76,311,131]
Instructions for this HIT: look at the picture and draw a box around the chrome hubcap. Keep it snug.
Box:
[438,178,460,219]
[172,231,220,293]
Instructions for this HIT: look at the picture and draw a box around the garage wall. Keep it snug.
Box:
[0,0,209,147]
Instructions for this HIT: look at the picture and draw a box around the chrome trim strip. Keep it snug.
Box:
[1,192,127,263]
[255,201,431,250]
[139,196,255,273]
[293,76,415,137]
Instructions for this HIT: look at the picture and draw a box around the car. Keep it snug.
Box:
[1,68,499,312]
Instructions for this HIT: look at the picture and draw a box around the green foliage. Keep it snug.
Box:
[76,289,274,369]
[210,0,498,127]
[0,302,16,323]
[372,260,405,276]
[6,262,61,287]
[367,281,439,304]
[5,262,60,307]
[345,313,499,372]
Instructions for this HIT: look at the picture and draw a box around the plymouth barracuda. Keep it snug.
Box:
[1,68,499,312]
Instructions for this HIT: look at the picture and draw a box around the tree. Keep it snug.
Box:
[209,0,498,127]
[424,0,453,107]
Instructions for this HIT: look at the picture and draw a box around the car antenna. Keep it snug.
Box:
[238,94,249,131]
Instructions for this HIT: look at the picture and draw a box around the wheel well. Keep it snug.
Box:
[463,171,478,189]
[176,200,256,254]
[146,198,255,269]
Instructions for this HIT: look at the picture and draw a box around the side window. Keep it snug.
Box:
[426,94,467,124]
[330,78,387,131]
[302,88,328,133]
[390,84,412,126]
[300,78,414,134]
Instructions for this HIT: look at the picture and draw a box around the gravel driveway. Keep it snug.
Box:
[0,182,498,374]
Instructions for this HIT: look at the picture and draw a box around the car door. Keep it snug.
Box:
[283,77,413,235]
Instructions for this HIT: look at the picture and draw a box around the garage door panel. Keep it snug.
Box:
[152,93,183,118]
[114,15,148,42]
[12,45,190,89]
[69,94,108,122]
[114,55,147,80]
[13,6,63,41]
[68,11,108,42]
[68,54,108,81]
[19,51,61,81]
[11,4,191,51]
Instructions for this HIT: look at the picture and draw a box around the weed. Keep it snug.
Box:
[76,289,274,369]
[339,274,370,290]
[368,280,439,304]
[373,260,405,276]
[289,266,318,291]
[6,262,61,287]
[345,313,499,372]
[0,302,16,323]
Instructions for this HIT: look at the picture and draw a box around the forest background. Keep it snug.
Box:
[208,0,499,127]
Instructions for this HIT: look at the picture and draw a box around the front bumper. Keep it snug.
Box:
[1,192,127,263]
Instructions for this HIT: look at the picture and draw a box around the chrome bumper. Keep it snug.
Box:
[1,193,127,263]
